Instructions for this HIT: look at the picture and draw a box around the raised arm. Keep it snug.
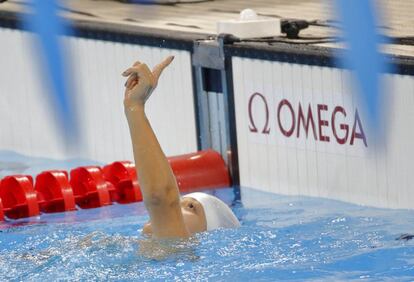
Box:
[122,56,189,238]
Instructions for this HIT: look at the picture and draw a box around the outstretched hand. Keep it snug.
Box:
[122,56,174,108]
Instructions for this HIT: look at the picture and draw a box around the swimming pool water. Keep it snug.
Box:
[0,152,414,281]
[1,186,414,281]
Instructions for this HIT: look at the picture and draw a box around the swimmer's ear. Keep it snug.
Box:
[152,56,174,81]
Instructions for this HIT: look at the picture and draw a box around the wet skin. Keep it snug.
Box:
[142,197,207,236]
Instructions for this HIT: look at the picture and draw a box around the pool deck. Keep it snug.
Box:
[0,0,413,58]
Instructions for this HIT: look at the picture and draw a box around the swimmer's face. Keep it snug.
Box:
[180,197,207,234]
[142,197,207,236]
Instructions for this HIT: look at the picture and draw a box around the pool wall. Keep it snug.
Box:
[0,10,413,209]
[0,25,197,163]
[232,57,414,209]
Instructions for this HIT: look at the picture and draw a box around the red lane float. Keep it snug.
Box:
[0,175,40,219]
[103,161,142,203]
[69,166,113,209]
[169,149,231,191]
[0,150,230,219]
[35,171,76,213]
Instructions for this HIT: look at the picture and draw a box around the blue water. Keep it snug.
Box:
[1,152,414,281]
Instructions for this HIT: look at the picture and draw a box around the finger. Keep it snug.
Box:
[122,64,152,79]
[152,55,174,81]
[122,65,140,77]
[130,79,138,89]
[122,67,134,77]
[125,73,138,88]
[128,76,138,89]
[122,61,142,77]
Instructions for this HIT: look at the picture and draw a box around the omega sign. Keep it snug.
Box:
[248,92,367,147]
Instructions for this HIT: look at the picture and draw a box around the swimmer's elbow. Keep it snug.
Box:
[144,183,179,208]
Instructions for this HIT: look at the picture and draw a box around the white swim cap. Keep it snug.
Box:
[183,192,240,231]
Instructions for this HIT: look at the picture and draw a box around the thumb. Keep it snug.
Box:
[152,55,174,81]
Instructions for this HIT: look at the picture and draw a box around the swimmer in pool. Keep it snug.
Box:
[122,56,240,239]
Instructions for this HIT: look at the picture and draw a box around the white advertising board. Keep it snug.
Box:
[233,57,414,209]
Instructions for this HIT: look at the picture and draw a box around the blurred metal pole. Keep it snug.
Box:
[192,35,240,186]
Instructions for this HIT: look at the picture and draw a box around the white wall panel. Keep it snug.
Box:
[0,28,197,163]
[233,56,414,209]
